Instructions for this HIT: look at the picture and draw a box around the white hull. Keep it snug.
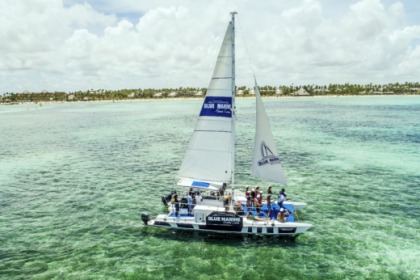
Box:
[146,205,312,237]
[149,215,311,237]
[284,201,307,211]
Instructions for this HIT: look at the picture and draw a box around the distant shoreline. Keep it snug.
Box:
[1,94,419,106]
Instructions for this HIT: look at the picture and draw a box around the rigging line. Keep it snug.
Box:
[236,15,256,79]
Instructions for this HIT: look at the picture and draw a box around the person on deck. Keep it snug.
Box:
[220,183,227,196]
[187,192,193,215]
[277,207,290,222]
[257,191,263,206]
[174,194,180,218]
[251,191,262,213]
[247,212,269,221]
[280,188,287,198]
[267,186,273,206]
[170,191,177,203]
[234,201,244,215]
[245,186,251,208]
[278,188,287,208]
[223,193,232,206]
[195,192,202,205]
[267,186,273,218]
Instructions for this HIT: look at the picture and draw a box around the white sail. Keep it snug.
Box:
[178,19,235,187]
[251,79,287,185]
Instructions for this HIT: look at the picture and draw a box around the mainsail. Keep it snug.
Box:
[177,16,236,188]
[251,79,287,185]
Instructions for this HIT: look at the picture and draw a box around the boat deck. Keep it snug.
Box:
[167,202,295,222]
[243,202,295,222]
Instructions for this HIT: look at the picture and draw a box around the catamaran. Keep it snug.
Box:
[142,12,312,237]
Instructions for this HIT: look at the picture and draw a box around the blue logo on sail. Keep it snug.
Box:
[258,141,280,166]
[200,96,232,118]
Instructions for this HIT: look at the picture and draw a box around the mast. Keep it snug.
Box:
[230,11,237,203]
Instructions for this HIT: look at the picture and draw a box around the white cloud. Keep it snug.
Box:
[0,0,419,93]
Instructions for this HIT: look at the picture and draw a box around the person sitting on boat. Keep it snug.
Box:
[223,193,232,206]
[247,212,268,221]
[277,207,290,223]
[234,201,244,215]
[278,188,287,208]
[162,191,175,205]
[170,191,177,203]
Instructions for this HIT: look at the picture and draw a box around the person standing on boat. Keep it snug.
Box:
[280,188,287,200]
[245,186,251,208]
[174,194,180,218]
[267,186,273,218]
[255,186,262,205]
[251,191,262,213]
[267,186,273,206]
[187,192,193,215]
[254,185,259,194]
[220,183,227,196]
[195,191,202,205]
[258,191,263,207]
[278,188,287,208]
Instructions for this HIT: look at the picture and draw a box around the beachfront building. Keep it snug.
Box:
[293,87,310,96]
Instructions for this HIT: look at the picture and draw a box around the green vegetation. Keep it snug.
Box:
[1,82,419,104]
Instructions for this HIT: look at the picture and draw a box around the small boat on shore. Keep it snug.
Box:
[142,12,312,237]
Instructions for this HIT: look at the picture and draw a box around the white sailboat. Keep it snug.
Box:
[143,13,312,237]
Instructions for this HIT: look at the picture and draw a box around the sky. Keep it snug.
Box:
[1,0,419,93]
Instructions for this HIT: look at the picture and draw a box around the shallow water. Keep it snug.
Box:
[0,96,419,279]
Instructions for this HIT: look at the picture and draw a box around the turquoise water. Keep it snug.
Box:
[0,96,419,279]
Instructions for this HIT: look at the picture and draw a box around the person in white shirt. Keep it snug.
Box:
[278,188,287,208]
[195,192,202,205]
